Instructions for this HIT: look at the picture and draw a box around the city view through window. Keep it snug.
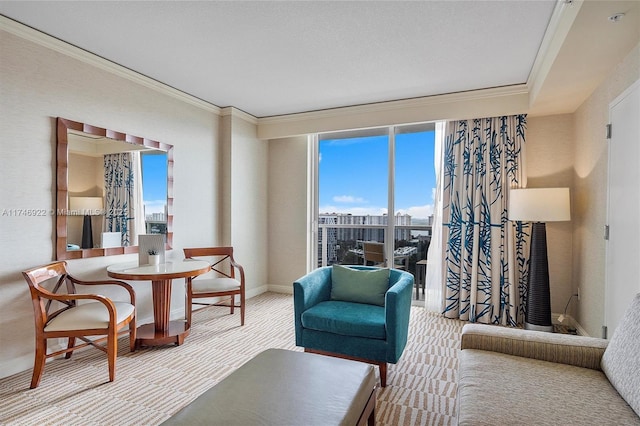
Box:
[318,128,436,290]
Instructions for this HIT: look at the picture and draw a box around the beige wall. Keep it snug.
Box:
[571,42,640,337]
[526,114,575,317]
[0,31,267,376]
[267,136,309,291]
[228,110,269,297]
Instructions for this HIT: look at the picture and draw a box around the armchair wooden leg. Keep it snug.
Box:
[65,337,76,359]
[230,295,235,314]
[30,338,47,389]
[107,331,117,382]
[129,322,137,352]
[240,293,245,326]
[379,362,387,387]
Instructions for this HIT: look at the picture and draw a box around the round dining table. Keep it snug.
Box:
[107,259,211,348]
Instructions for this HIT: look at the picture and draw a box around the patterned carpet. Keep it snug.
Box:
[0,292,464,425]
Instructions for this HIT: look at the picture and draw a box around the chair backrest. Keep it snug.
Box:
[22,261,77,329]
[363,242,385,265]
[184,247,236,279]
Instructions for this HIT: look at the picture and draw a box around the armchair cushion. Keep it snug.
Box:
[330,264,389,306]
[44,301,135,332]
[301,301,386,339]
[191,277,241,293]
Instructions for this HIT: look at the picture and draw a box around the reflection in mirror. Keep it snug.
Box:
[56,118,173,260]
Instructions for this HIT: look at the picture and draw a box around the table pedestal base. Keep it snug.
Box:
[135,278,191,348]
[135,321,190,348]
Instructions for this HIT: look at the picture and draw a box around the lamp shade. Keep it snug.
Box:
[69,196,103,215]
[508,188,570,222]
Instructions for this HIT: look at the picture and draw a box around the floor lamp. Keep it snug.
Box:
[70,196,104,249]
[508,188,571,332]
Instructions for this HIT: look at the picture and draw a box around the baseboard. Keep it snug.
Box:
[552,312,589,336]
[267,284,293,294]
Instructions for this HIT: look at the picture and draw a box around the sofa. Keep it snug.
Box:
[294,265,414,387]
[457,293,640,425]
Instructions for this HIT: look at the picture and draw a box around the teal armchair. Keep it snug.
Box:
[294,265,414,387]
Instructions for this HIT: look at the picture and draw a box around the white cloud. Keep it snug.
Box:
[333,195,366,203]
[396,204,434,220]
[319,205,388,216]
[143,200,166,214]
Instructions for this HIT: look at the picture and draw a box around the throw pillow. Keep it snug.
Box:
[330,265,389,306]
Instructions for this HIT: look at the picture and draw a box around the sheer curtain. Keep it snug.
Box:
[425,121,445,312]
[428,115,529,326]
[104,152,144,247]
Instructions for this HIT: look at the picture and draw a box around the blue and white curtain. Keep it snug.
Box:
[104,152,143,246]
[433,115,530,326]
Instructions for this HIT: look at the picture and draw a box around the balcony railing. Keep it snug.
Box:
[317,223,432,298]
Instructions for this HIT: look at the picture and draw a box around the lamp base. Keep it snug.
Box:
[524,322,554,333]
[81,214,94,249]
[526,222,553,333]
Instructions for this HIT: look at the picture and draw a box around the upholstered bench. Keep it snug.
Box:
[162,348,377,426]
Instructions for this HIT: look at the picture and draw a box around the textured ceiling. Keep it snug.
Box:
[0,0,557,117]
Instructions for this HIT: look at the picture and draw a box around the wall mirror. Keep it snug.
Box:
[56,117,174,260]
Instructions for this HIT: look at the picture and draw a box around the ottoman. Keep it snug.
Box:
[162,348,377,426]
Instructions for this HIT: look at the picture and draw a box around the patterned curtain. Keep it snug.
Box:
[440,115,530,326]
[104,152,141,246]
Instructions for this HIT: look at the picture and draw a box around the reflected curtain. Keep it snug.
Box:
[104,152,143,246]
[436,115,530,326]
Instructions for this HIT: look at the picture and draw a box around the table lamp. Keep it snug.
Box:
[70,196,104,249]
[508,188,570,332]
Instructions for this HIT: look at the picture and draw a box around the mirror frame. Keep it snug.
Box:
[56,117,174,260]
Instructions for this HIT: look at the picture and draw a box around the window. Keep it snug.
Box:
[314,123,436,281]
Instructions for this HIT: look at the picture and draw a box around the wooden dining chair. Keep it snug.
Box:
[183,247,246,326]
[22,261,136,389]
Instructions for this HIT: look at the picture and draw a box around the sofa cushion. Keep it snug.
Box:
[330,264,389,306]
[458,349,639,425]
[601,293,640,417]
[301,301,386,339]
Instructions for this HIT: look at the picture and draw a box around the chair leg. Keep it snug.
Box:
[129,321,137,352]
[30,338,47,389]
[185,281,193,328]
[107,331,117,382]
[65,337,76,359]
[240,292,245,326]
[229,295,235,314]
[379,362,387,387]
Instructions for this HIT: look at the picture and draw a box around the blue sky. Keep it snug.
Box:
[319,131,436,219]
[141,153,168,214]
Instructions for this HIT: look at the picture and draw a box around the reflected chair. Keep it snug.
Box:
[183,247,245,326]
[294,265,413,387]
[22,261,136,389]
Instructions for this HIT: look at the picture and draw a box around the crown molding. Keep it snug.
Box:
[527,0,583,107]
[220,106,258,125]
[257,85,529,139]
[0,15,222,114]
